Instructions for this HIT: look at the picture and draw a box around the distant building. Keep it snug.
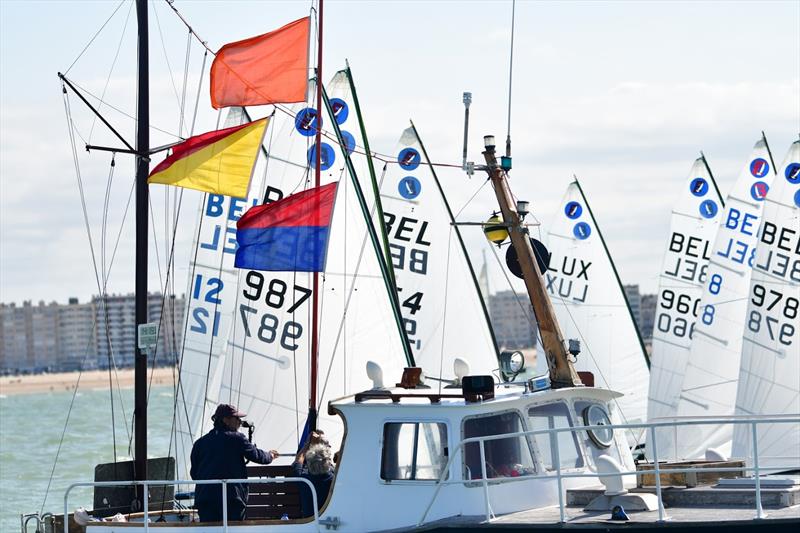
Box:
[639,293,657,342]
[0,302,32,371]
[488,290,538,350]
[94,293,184,368]
[58,297,96,371]
[0,293,184,373]
[623,284,642,327]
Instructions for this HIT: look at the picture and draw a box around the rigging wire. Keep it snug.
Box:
[88,0,135,144]
[152,0,185,115]
[64,0,128,75]
[436,229,456,394]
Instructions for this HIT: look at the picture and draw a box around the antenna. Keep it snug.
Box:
[505,0,516,161]
[462,91,474,176]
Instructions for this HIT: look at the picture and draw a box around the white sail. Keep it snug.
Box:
[220,75,408,455]
[175,107,253,479]
[731,140,800,468]
[314,71,409,443]
[372,125,499,381]
[674,138,777,459]
[646,156,724,459]
[545,181,650,445]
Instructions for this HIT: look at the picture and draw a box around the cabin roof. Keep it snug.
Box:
[329,384,622,413]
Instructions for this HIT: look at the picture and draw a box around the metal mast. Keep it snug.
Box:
[134,0,150,489]
[481,137,581,388]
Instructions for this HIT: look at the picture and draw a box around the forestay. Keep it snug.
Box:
[731,140,800,468]
[675,138,776,459]
[647,156,724,459]
[175,107,253,479]
[371,125,500,381]
[545,181,650,445]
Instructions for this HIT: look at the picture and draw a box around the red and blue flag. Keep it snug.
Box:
[235,183,338,271]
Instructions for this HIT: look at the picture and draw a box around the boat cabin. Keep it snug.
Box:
[85,376,636,531]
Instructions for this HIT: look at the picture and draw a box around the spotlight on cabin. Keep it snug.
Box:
[483,214,509,246]
[483,135,496,151]
[366,360,384,389]
[499,350,525,382]
[516,200,530,219]
[453,357,470,385]
[568,339,581,357]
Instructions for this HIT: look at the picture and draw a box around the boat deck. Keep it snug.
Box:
[417,484,800,531]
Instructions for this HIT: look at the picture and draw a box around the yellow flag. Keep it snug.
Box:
[148,117,268,198]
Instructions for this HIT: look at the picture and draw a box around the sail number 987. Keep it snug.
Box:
[238,272,312,351]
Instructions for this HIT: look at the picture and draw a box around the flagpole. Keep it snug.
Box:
[310,0,323,432]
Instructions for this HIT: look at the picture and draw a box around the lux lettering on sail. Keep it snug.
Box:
[545,255,591,303]
[664,232,711,283]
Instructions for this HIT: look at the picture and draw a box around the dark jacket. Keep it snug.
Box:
[190,426,273,511]
[290,462,334,517]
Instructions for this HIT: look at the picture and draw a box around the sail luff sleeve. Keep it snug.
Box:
[344,66,397,290]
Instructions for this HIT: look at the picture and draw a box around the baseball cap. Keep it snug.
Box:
[212,403,247,420]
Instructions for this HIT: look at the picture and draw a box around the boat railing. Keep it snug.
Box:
[63,476,321,533]
[418,415,800,526]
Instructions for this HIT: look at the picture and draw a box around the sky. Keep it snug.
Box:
[1,0,798,306]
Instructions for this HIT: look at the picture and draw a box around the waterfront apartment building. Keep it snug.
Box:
[0,293,184,374]
[488,290,539,349]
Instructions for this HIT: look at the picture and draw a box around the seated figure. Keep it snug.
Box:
[291,436,335,517]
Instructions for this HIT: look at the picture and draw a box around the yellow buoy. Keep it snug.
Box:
[483,214,508,246]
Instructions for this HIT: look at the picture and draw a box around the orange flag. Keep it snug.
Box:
[210,17,310,109]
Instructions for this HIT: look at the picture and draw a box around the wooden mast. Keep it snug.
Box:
[481,138,582,388]
[309,0,324,431]
[134,0,150,492]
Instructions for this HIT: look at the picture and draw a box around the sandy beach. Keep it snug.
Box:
[0,367,176,396]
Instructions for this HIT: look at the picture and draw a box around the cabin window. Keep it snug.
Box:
[527,402,584,471]
[462,411,536,480]
[381,422,448,481]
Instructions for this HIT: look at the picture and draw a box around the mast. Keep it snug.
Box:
[134,0,149,489]
[481,137,581,388]
[309,0,323,431]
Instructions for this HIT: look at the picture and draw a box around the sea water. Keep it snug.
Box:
[0,384,177,532]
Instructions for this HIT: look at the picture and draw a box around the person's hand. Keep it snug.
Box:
[269,449,279,460]
[294,451,305,464]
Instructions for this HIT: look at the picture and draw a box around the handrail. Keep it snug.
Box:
[418,415,800,526]
[63,476,321,533]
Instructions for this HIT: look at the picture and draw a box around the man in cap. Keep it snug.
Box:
[190,403,279,522]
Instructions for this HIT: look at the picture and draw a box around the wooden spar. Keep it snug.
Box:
[134,0,149,490]
[481,140,582,389]
[309,0,324,431]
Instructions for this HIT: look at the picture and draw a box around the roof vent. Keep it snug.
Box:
[453,357,470,385]
[366,361,384,389]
